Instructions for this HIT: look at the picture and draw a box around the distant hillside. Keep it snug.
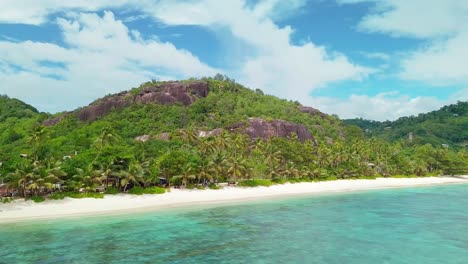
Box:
[0,95,38,122]
[344,101,468,148]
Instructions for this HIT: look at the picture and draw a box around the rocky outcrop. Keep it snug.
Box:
[70,81,209,122]
[299,106,327,119]
[134,120,315,144]
[229,118,317,144]
[156,133,171,142]
[135,135,151,142]
[198,128,223,138]
[42,116,64,126]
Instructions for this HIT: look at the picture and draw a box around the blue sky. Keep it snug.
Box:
[0,0,467,120]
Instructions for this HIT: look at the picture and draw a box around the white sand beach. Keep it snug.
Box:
[1,176,467,223]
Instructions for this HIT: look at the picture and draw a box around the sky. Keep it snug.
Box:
[0,0,467,121]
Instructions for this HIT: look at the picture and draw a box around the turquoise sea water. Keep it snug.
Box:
[1,184,468,264]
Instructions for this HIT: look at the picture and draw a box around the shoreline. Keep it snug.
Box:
[1,176,467,224]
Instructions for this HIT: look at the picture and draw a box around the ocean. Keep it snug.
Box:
[1,184,467,263]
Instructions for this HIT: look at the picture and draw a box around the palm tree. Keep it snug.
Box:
[227,157,248,182]
[173,163,196,187]
[177,128,199,145]
[33,159,66,194]
[230,134,249,158]
[413,159,428,176]
[27,125,47,161]
[211,151,228,182]
[299,166,312,180]
[198,137,216,158]
[214,132,230,152]
[197,158,215,185]
[263,144,282,170]
[8,162,33,197]
[120,161,144,192]
[135,160,153,188]
[282,162,299,180]
[91,126,119,166]
[72,168,102,192]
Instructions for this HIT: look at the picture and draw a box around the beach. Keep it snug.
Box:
[1,176,467,223]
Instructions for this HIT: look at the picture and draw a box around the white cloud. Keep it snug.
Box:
[0,0,372,112]
[0,11,217,112]
[143,0,371,101]
[307,91,466,121]
[339,0,468,86]
[361,0,468,39]
[401,32,468,84]
[0,0,138,25]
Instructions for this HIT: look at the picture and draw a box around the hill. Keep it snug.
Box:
[0,77,466,199]
[0,77,345,175]
[0,95,38,122]
[0,95,40,147]
[344,101,468,148]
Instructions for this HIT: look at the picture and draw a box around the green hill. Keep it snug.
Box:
[0,95,40,147]
[0,95,38,121]
[0,77,466,199]
[0,77,345,176]
[344,101,468,148]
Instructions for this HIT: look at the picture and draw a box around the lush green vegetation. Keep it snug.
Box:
[344,101,468,148]
[0,95,39,122]
[238,179,274,187]
[0,77,466,200]
[48,192,105,200]
[128,186,165,195]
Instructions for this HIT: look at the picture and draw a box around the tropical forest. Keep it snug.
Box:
[1,76,467,202]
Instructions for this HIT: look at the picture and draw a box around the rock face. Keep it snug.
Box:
[135,135,151,142]
[198,128,223,138]
[229,118,317,144]
[299,106,327,119]
[75,81,208,122]
[42,116,64,126]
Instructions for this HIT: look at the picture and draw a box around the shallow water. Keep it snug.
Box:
[1,184,468,263]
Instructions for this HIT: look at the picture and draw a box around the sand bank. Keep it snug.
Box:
[1,176,467,223]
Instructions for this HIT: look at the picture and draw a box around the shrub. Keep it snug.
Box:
[288,178,301,183]
[128,186,145,195]
[238,179,273,187]
[392,174,418,178]
[272,178,287,184]
[321,176,337,181]
[208,183,220,189]
[104,187,119,195]
[143,187,165,194]
[356,175,377,180]
[187,183,195,189]
[288,177,313,183]
[298,177,312,182]
[49,192,104,200]
[196,185,205,190]
[49,193,67,200]
[128,186,165,195]
[30,196,45,203]
[80,193,104,199]
[1,197,13,204]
